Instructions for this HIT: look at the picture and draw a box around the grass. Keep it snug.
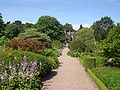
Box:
[91,66,120,90]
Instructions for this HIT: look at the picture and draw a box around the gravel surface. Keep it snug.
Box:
[41,47,98,90]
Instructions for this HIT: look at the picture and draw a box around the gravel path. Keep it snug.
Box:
[42,47,98,90]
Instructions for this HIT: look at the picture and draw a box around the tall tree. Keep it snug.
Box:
[4,24,22,39]
[78,24,83,30]
[63,23,74,32]
[93,16,114,42]
[13,20,22,25]
[0,13,5,37]
[36,16,65,42]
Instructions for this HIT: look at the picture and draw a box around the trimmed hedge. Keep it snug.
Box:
[92,67,120,90]
[87,69,108,90]
[84,57,96,69]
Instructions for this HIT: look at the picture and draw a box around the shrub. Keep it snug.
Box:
[82,56,96,69]
[0,50,59,89]
[8,39,45,53]
[69,28,95,52]
[67,50,81,57]
[0,36,9,46]
[99,25,120,66]
[52,40,64,49]
[42,49,59,57]
[92,67,120,90]
[16,28,52,48]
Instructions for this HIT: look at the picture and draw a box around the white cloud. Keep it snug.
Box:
[72,24,92,30]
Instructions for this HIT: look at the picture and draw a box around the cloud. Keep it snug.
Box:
[72,24,92,30]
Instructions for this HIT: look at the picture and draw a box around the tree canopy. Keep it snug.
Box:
[0,13,5,37]
[63,23,74,32]
[93,16,114,42]
[69,28,95,52]
[36,16,65,42]
[100,25,120,64]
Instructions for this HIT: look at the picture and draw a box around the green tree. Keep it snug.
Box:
[4,24,22,39]
[23,22,35,29]
[78,24,83,30]
[93,16,114,42]
[63,23,74,32]
[13,20,22,25]
[36,16,65,42]
[69,28,95,52]
[0,13,5,37]
[100,25,120,65]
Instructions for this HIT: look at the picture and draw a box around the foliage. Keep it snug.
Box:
[4,24,23,39]
[9,39,45,53]
[83,57,96,69]
[52,40,64,49]
[63,23,74,32]
[23,22,35,29]
[13,20,22,25]
[92,67,120,90]
[36,16,65,42]
[99,25,120,66]
[0,36,9,46]
[69,28,95,52]
[68,51,106,67]
[16,28,52,48]
[67,50,81,57]
[0,13,5,37]
[93,16,114,42]
[78,24,83,30]
[42,49,58,57]
[0,50,59,89]
[87,69,108,90]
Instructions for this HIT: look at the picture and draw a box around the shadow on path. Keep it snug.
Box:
[41,71,58,82]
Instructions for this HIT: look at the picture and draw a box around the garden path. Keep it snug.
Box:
[41,47,98,90]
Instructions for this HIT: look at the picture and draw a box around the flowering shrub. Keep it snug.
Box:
[8,39,45,53]
[0,50,59,89]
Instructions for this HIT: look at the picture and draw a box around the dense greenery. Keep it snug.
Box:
[92,67,120,90]
[99,25,120,66]
[0,13,5,37]
[0,14,64,89]
[68,16,119,90]
[63,23,74,32]
[4,24,23,39]
[36,16,65,42]
[16,28,52,48]
[93,16,114,42]
[0,50,59,89]
[69,28,95,52]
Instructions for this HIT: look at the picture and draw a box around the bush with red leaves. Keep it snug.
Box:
[9,39,45,53]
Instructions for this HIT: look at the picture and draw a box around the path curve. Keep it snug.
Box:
[42,47,98,90]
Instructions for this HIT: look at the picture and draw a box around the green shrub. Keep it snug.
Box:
[0,50,59,89]
[0,36,9,46]
[92,67,120,90]
[42,49,59,57]
[80,53,106,68]
[67,50,81,57]
[83,57,96,69]
[69,28,95,52]
[52,40,64,49]
[99,25,120,66]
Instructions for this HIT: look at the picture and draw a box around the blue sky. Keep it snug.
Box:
[0,0,120,29]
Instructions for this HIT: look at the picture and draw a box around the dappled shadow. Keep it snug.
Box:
[41,71,58,82]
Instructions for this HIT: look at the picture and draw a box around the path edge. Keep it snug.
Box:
[79,58,108,90]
